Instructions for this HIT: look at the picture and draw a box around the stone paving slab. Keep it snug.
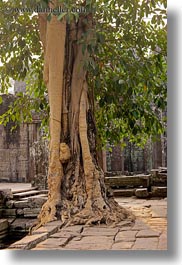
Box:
[151,206,167,218]
[35,237,69,248]
[82,227,119,236]
[7,197,167,251]
[115,231,137,242]
[136,229,160,238]
[132,237,159,250]
[64,236,114,250]
[111,241,134,250]
[158,233,167,250]
[9,233,48,250]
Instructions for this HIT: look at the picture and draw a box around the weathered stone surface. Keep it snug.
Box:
[151,168,167,186]
[11,187,37,194]
[0,231,8,241]
[32,225,59,236]
[117,220,134,228]
[151,205,167,218]
[0,219,9,240]
[132,237,159,250]
[147,217,167,232]
[13,190,41,199]
[51,231,80,239]
[14,200,30,208]
[113,189,135,197]
[44,220,63,228]
[61,225,83,233]
[64,236,113,250]
[115,231,137,242]
[0,189,13,203]
[135,188,149,198]
[17,209,24,216]
[35,237,69,248]
[151,186,167,197]
[105,175,150,188]
[112,241,134,250]
[23,208,41,217]
[7,196,167,250]
[9,233,48,250]
[1,208,17,217]
[5,200,14,208]
[158,233,167,250]
[0,219,9,231]
[28,197,47,208]
[82,227,118,237]
[136,229,160,238]
[10,218,36,232]
[131,219,150,231]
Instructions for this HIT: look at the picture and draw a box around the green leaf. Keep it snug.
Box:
[57,12,67,21]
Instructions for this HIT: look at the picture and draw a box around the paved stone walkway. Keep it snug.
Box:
[8,197,167,251]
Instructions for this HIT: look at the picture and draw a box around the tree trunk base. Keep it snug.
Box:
[31,168,135,233]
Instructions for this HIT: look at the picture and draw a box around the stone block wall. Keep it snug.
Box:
[0,94,41,183]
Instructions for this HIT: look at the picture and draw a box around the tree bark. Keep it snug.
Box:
[33,4,134,230]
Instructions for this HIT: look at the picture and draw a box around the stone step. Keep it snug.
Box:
[13,190,43,199]
[18,194,48,201]
[135,188,149,198]
[151,186,167,197]
[12,187,38,195]
[105,175,150,188]
[113,189,135,197]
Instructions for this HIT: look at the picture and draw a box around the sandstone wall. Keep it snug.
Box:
[0,95,40,183]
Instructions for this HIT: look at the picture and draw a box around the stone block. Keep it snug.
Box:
[9,233,48,250]
[10,218,36,233]
[132,237,159,250]
[17,209,24,216]
[32,225,59,236]
[151,186,167,197]
[136,229,160,238]
[0,172,11,182]
[35,238,69,249]
[14,200,30,208]
[82,227,118,237]
[0,162,11,172]
[0,219,9,231]
[131,219,150,231]
[115,230,137,242]
[28,196,47,208]
[61,225,83,234]
[1,208,17,217]
[6,200,14,208]
[105,175,150,188]
[113,189,135,197]
[151,205,167,218]
[24,208,41,217]
[0,189,13,203]
[64,236,113,250]
[18,148,28,161]
[135,188,149,198]
[158,233,167,250]
[112,241,134,250]
[0,149,10,161]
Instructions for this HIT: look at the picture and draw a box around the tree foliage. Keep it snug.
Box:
[0,0,167,146]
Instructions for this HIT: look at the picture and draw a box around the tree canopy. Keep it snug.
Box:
[0,0,167,146]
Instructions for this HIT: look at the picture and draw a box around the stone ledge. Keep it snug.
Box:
[8,233,48,250]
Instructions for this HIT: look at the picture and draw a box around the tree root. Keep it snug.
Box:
[29,199,58,234]
[65,199,135,227]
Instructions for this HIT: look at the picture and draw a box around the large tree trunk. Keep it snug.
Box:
[34,4,134,229]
